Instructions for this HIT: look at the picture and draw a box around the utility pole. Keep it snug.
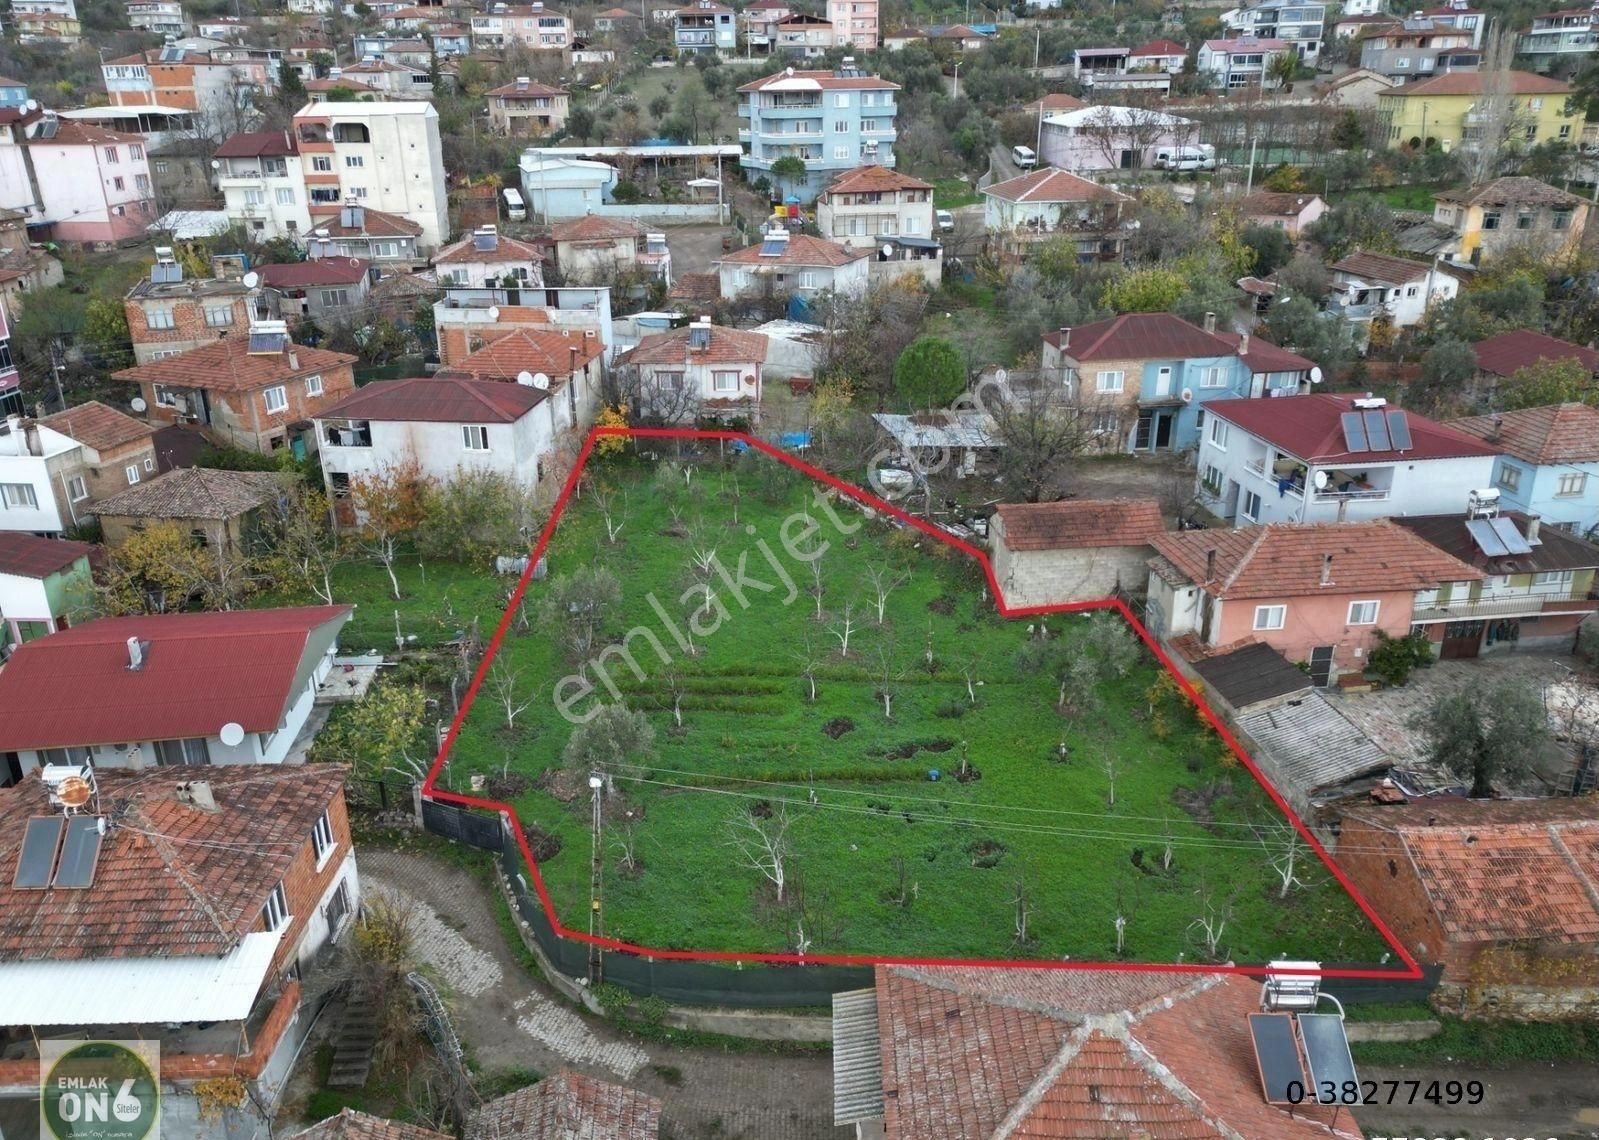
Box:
[1244,137,1258,196]
[1033,24,1041,70]
[587,771,605,984]
[952,58,961,100]
[48,337,66,411]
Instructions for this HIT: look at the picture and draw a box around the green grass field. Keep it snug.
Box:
[419,451,1389,965]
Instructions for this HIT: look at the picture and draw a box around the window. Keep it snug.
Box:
[123,463,143,485]
[1201,463,1223,495]
[1530,97,1544,111]
[154,159,169,173]
[1208,418,1229,449]
[40,746,91,766]
[345,155,365,168]
[325,877,352,932]
[1559,124,1572,140]
[712,370,739,392]
[1253,604,1286,631]
[1095,369,1125,393]
[349,187,368,199]
[130,143,144,159]
[67,475,88,502]
[1524,124,1538,141]
[833,146,848,159]
[313,155,333,172]
[656,371,684,390]
[1241,490,1262,521]
[1516,210,1535,230]
[311,810,335,863]
[276,187,295,205]
[1348,600,1380,625]
[1553,208,1573,231]
[1199,365,1226,389]
[799,271,817,289]
[155,738,210,766]
[1534,569,1576,587]
[104,146,119,163]
[136,174,150,195]
[319,288,351,308]
[262,883,289,931]
[1482,210,1501,230]
[204,305,234,327]
[1092,410,1120,436]
[144,457,155,472]
[263,385,288,414]
[244,189,265,206]
[305,373,323,396]
[1393,55,1410,68]
[462,424,490,450]
[1557,471,1587,497]
[834,119,848,132]
[330,471,351,499]
[112,177,125,192]
[835,92,849,106]
[1497,462,1521,491]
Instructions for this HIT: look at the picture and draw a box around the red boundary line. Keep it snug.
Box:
[421,426,1423,981]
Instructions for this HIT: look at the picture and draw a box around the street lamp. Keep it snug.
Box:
[587,772,605,983]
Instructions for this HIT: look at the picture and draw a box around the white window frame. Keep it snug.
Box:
[311,810,336,866]
[712,370,740,393]
[263,385,288,414]
[146,308,176,330]
[1557,472,1587,497]
[462,424,490,451]
[1199,365,1227,389]
[1095,369,1125,393]
[1241,490,1262,521]
[345,154,365,168]
[1497,462,1522,492]
[305,373,324,397]
[67,475,88,502]
[1208,418,1229,449]
[1534,569,1575,587]
[143,457,155,472]
[125,464,140,485]
[1253,604,1286,631]
[1347,599,1380,625]
[1,483,37,509]
[312,155,333,172]
[204,305,234,328]
[275,186,295,205]
[262,882,290,931]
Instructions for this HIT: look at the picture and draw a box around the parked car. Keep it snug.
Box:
[1011,145,1038,169]
[936,209,955,232]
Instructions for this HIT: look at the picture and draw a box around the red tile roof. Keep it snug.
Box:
[469,1070,662,1139]
[1148,519,1481,600]
[822,164,934,196]
[738,69,899,92]
[984,168,1131,205]
[1468,328,1599,378]
[1044,312,1232,363]
[0,765,347,962]
[1036,92,1087,112]
[550,213,645,243]
[1204,393,1498,463]
[0,533,96,579]
[433,231,545,264]
[874,967,1362,1140]
[1239,190,1323,216]
[40,401,155,452]
[114,337,357,394]
[0,605,353,752]
[1390,69,1569,96]
[719,232,870,268]
[1342,798,1599,945]
[319,375,548,422]
[485,78,566,97]
[288,1110,447,1140]
[258,258,371,289]
[307,205,422,238]
[1331,250,1435,285]
[213,130,298,158]
[1448,402,1599,465]
[667,272,720,303]
[620,324,767,367]
[1130,37,1186,55]
[26,120,145,148]
[436,328,602,381]
[93,467,284,521]
[994,498,1164,551]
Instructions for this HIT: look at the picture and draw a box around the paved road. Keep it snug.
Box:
[1354,1063,1599,1139]
[362,848,847,1140]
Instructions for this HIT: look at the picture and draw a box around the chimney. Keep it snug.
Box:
[177,780,220,812]
[23,422,41,457]
[1058,326,1070,348]
[1320,553,1333,586]
[1202,311,1217,334]
[126,636,146,670]
[569,344,579,374]
[1525,515,1541,543]
[1203,548,1216,583]
[1239,331,1250,355]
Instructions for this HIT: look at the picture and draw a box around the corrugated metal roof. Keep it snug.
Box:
[1239,691,1391,795]
[0,931,280,1026]
[832,987,883,1126]
[873,412,997,450]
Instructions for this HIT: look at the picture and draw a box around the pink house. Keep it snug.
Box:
[1145,519,1480,685]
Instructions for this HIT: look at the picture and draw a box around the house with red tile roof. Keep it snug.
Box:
[716,229,870,300]
[1448,403,1599,537]
[551,213,670,286]
[18,117,156,243]
[38,400,158,506]
[0,765,358,1123]
[304,203,424,265]
[1238,189,1327,236]
[1329,250,1460,331]
[314,375,575,510]
[1129,36,1188,70]
[1468,328,1599,381]
[433,224,545,288]
[469,1069,662,1138]
[833,967,1367,1139]
[1337,798,1599,1014]
[614,318,768,423]
[815,165,941,285]
[485,76,569,136]
[0,603,353,770]
[93,466,285,552]
[0,532,95,654]
[980,168,1133,261]
[1146,519,1480,683]
[1196,393,1498,525]
[259,256,374,319]
[990,498,1166,606]
[114,326,358,457]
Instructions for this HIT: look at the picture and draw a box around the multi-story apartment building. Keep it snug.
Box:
[15,115,157,243]
[738,62,899,200]
[1359,18,1480,82]
[827,0,878,48]
[816,164,933,245]
[485,78,569,135]
[216,130,311,241]
[1220,0,1326,59]
[1520,7,1598,61]
[10,0,80,44]
[291,101,450,251]
[741,0,791,52]
[676,0,737,53]
[1197,36,1293,87]
[123,0,186,34]
[1376,70,1577,153]
[102,45,279,140]
[123,247,266,364]
[773,14,837,56]
[1423,0,1485,47]
[469,3,574,51]
[0,301,19,419]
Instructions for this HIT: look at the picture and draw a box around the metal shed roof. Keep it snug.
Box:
[832,987,883,1126]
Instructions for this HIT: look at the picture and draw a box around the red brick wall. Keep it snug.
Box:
[124,295,254,358]
[257,788,354,974]
[1335,816,1456,975]
[137,363,357,454]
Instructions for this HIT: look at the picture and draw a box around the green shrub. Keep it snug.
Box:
[593,982,633,1017]
[636,994,671,1026]
[1367,630,1435,686]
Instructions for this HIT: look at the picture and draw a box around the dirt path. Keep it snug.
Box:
[361,848,847,1140]
[1354,1062,1599,1139]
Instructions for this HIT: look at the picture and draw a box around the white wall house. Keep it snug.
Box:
[1195,393,1499,526]
[0,533,94,654]
[432,225,545,288]
[0,605,353,773]
[0,419,85,535]
[615,319,769,422]
[1329,251,1458,330]
[216,129,312,242]
[715,229,870,300]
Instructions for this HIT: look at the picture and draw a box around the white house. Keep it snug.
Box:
[1221,0,1327,59]
[0,532,95,654]
[315,376,566,506]
[1329,250,1458,330]
[0,605,353,772]
[550,213,670,285]
[980,168,1134,261]
[432,225,545,288]
[990,498,1166,607]
[1038,105,1201,172]
[816,164,935,246]
[1197,36,1292,88]
[715,229,870,300]
[615,318,769,422]
[216,129,312,242]
[0,417,84,535]
[1195,393,1498,526]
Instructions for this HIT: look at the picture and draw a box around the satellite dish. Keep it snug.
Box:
[881,242,893,258]
[994,367,1008,384]
[486,306,500,322]
[130,396,147,413]
[219,722,246,747]
[1180,387,1194,404]
[1313,470,1329,490]
[210,158,221,169]
[532,372,551,390]
[25,99,39,111]
[242,270,260,289]
[1309,365,1324,384]
[516,369,535,386]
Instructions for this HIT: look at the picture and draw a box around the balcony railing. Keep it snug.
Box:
[1412,590,1599,623]
[1312,486,1389,502]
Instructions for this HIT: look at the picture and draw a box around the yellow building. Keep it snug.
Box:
[1433,176,1590,264]
[1377,70,1577,154]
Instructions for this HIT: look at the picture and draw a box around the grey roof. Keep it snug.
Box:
[832,988,883,1126]
[1238,691,1391,796]
[93,467,283,521]
[872,412,998,450]
[1192,642,1312,710]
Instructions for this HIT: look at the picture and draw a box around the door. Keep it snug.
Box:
[1441,620,1484,659]
[1308,645,1334,687]
[1154,412,1173,449]
[1155,366,1173,398]
[1135,410,1153,450]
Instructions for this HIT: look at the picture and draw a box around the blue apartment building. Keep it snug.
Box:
[675,0,736,54]
[738,62,899,201]
[1448,403,1599,538]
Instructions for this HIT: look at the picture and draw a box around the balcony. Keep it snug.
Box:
[1412,589,1599,623]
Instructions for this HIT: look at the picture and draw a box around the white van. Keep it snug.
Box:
[1011,144,1037,169]
[502,186,527,221]
[1154,145,1216,172]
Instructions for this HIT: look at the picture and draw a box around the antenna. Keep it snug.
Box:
[219,722,246,747]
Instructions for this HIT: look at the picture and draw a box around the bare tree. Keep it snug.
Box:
[864,564,910,624]
[809,556,826,620]
[1463,26,1520,182]
[612,821,642,874]
[828,600,858,658]
[1189,883,1233,961]
[591,481,626,544]
[988,384,1102,504]
[489,661,536,730]
[872,639,904,720]
[1263,824,1310,899]
[659,662,689,728]
[955,651,987,705]
[687,518,720,578]
[1011,875,1032,945]
[791,635,822,702]
[1103,754,1121,810]
[726,806,794,903]
[1113,884,1128,956]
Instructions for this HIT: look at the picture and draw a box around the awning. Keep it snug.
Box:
[0,931,282,1027]
[885,235,941,249]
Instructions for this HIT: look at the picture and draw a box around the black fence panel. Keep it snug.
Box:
[1322,963,1443,1007]
[422,798,506,851]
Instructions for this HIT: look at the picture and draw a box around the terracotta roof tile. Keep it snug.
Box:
[289,1110,447,1140]
[93,467,284,521]
[114,337,357,394]
[1468,329,1599,378]
[1434,176,1585,209]
[1130,36,1187,55]
[432,231,544,265]
[1239,190,1323,216]
[436,328,602,381]
[984,169,1131,205]
[484,79,566,97]
[550,214,645,243]
[1212,331,1315,375]
[719,232,870,268]
[1449,402,1599,465]
[1043,312,1232,363]
[258,259,371,288]
[667,272,720,302]
[0,765,347,962]
[39,401,155,452]
[0,533,96,579]
[307,206,422,238]
[1388,69,1569,96]
[1203,393,1498,463]
[1332,250,1434,284]
[738,69,899,92]
[1392,510,1599,575]
[1148,519,1482,600]
[0,605,353,752]
[318,376,548,422]
[823,164,934,196]
[469,1069,661,1138]
[995,498,1164,551]
[620,324,767,367]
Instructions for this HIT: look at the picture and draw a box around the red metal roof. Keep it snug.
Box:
[258,258,371,288]
[1204,393,1499,463]
[213,130,297,158]
[1469,328,1599,378]
[0,533,96,579]
[318,376,548,423]
[0,605,353,751]
[1044,312,1233,363]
